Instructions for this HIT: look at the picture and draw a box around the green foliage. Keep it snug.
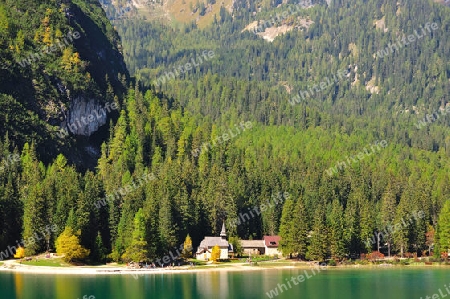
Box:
[91,232,107,264]
[438,201,450,257]
[0,0,128,166]
[328,199,346,261]
[229,236,243,257]
[279,197,309,259]
[2,0,450,266]
[307,200,329,262]
[122,208,148,262]
[0,5,8,36]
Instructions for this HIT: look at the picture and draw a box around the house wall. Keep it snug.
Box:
[243,248,264,256]
[197,248,228,260]
[197,252,211,260]
[265,247,282,257]
[220,248,228,259]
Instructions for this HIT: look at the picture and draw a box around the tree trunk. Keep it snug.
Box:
[377,232,382,252]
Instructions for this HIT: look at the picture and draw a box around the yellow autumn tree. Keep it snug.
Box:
[15,30,25,54]
[61,48,73,71]
[182,234,193,258]
[42,27,53,45]
[69,52,82,72]
[211,245,221,262]
[55,227,90,263]
[61,48,82,72]
[14,247,25,259]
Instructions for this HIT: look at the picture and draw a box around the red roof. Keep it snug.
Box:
[264,236,281,248]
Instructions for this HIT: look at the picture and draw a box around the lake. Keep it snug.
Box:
[0,267,447,299]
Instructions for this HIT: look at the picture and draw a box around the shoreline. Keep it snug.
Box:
[0,259,447,276]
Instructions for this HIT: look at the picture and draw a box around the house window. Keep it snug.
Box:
[270,241,276,245]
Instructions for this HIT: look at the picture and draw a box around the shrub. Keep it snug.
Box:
[367,251,385,261]
[399,259,410,266]
[356,259,369,265]
[13,247,25,259]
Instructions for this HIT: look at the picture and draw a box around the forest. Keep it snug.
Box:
[1,0,450,263]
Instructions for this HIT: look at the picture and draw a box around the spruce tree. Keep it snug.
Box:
[438,201,450,258]
[329,199,346,261]
[307,199,328,262]
[123,208,148,262]
[279,198,296,257]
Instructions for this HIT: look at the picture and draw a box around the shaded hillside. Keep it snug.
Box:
[0,0,129,167]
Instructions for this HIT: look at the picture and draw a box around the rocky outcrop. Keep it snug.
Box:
[62,97,109,136]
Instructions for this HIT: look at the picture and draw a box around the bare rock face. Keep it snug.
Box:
[62,97,108,136]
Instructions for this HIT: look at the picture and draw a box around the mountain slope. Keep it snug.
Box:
[0,0,129,167]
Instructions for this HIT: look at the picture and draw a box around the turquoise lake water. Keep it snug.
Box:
[0,267,448,299]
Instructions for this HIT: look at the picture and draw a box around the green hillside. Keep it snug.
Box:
[1,0,450,265]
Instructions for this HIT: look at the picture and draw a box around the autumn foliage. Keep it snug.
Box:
[211,245,221,262]
[55,227,90,263]
[13,247,25,259]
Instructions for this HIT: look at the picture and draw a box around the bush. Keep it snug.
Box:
[399,259,410,266]
[342,259,355,265]
[13,247,25,259]
[356,259,369,265]
[367,251,385,261]
[328,259,337,266]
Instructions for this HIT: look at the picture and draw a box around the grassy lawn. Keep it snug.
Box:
[21,258,69,267]
[0,262,3,267]
[192,264,233,269]
[188,259,207,266]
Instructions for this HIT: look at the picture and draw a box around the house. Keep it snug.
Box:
[264,236,282,256]
[239,236,283,257]
[241,240,265,256]
[196,223,233,260]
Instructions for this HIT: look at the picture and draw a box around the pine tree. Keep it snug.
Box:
[307,200,328,262]
[393,195,411,257]
[380,183,397,257]
[91,232,107,264]
[343,190,360,255]
[122,208,148,262]
[438,201,450,258]
[22,182,47,256]
[291,196,309,259]
[77,171,101,251]
[328,199,346,261]
[279,198,296,256]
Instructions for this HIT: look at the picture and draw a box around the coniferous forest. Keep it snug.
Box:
[1,0,450,264]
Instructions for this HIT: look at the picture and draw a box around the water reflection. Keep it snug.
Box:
[196,271,229,298]
[1,268,450,299]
